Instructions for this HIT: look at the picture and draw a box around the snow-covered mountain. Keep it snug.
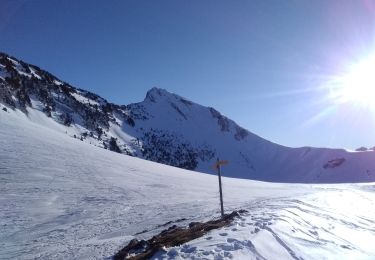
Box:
[1,51,375,183]
[1,103,375,259]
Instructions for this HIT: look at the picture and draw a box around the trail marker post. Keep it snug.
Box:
[213,158,229,218]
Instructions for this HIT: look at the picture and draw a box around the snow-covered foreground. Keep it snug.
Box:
[1,111,375,260]
[158,189,375,260]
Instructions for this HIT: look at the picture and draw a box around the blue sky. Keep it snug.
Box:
[1,0,375,149]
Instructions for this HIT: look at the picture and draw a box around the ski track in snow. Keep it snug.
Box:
[1,111,375,259]
[155,192,375,260]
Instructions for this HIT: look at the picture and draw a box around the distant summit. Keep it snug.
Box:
[144,87,172,101]
[1,51,375,183]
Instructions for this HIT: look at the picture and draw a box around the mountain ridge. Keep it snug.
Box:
[1,51,375,183]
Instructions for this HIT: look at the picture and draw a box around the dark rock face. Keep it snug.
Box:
[0,52,136,152]
[141,129,215,170]
[109,137,122,153]
[114,210,248,260]
[323,158,345,169]
[235,125,249,141]
[210,107,230,132]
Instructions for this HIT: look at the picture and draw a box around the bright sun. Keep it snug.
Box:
[331,55,375,108]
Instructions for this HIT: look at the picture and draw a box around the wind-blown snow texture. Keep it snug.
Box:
[1,105,375,259]
[1,52,375,183]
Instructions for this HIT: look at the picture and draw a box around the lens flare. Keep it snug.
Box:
[330,55,375,109]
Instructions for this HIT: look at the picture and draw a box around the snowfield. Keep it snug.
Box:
[1,110,375,259]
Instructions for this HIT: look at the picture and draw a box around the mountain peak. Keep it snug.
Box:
[144,87,173,102]
[144,87,194,106]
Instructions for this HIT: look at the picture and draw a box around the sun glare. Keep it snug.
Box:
[330,55,375,108]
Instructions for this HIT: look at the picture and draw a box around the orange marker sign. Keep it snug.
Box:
[213,160,229,169]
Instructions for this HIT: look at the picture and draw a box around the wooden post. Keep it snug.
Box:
[217,158,224,218]
[212,158,228,218]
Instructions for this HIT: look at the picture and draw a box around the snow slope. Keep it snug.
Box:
[128,88,375,183]
[2,51,375,183]
[1,106,375,259]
